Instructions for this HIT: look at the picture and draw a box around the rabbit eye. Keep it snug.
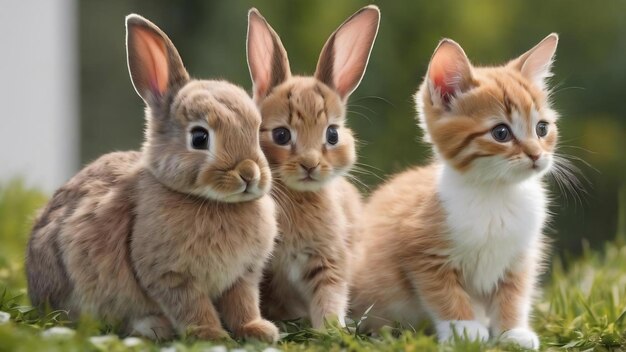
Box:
[190,127,209,150]
[272,127,291,146]
[326,125,339,145]
[491,124,512,142]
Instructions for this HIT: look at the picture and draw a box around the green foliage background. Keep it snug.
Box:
[1,181,625,351]
[79,0,625,254]
[2,2,624,350]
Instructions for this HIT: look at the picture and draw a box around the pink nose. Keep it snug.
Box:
[526,153,541,161]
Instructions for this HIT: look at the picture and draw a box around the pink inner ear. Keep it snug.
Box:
[520,35,558,88]
[247,13,278,99]
[429,55,457,103]
[427,41,470,104]
[329,8,379,98]
[134,27,169,96]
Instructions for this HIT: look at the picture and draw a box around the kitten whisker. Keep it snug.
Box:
[548,154,589,208]
[554,150,599,173]
[550,85,585,95]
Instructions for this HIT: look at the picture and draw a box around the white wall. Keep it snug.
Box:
[0,0,78,193]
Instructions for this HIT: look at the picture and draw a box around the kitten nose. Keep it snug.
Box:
[522,141,542,162]
[526,152,541,161]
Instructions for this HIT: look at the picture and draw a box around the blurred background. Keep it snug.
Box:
[1,0,624,254]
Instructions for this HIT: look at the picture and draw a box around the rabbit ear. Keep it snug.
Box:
[509,33,558,90]
[426,39,473,108]
[247,8,291,102]
[126,14,189,104]
[315,5,380,100]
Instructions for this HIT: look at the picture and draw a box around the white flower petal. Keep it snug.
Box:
[0,311,10,324]
[123,337,144,347]
[41,326,76,339]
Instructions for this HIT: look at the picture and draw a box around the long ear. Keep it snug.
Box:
[509,33,558,90]
[126,14,189,105]
[426,39,474,108]
[315,5,380,100]
[246,8,291,102]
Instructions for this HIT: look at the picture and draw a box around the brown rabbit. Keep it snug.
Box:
[246,6,380,328]
[26,14,278,342]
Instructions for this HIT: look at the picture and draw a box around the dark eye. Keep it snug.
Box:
[326,125,339,145]
[272,127,291,145]
[190,127,209,150]
[536,121,549,137]
[491,124,512,142]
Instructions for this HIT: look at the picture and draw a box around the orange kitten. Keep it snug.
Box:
[350,34,559,350]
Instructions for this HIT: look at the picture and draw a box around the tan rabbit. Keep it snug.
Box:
[246,6,380,328]
[26,14,279,342]
[350,35,560,350]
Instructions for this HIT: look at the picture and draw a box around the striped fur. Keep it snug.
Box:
[351,34,559,350]
[247,6,379,328]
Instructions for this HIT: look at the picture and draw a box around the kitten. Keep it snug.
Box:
[350,34,559,350]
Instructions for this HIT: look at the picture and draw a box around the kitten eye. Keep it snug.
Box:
[272,127,291,146]
[190,127,209,150]
[491,124,512,142]
[536,121,549,138]
[326,125,339,145]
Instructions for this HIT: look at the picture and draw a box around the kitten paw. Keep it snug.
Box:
[499,327,539,350]
[436,320,489,342]
[239,319,279,343]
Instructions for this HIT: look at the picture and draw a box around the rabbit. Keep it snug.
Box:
[246,5,380,328]
[25,14,279,343]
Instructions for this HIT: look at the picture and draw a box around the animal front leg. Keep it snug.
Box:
[302,254,348,329]
[489,264,540,350]
[217,269,278,343]
[407,260,489,342]
[142,272,229,340]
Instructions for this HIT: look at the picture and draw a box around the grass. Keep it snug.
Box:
[0,180,625,351]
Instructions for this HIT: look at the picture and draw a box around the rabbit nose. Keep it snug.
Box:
[236,159,260,185]
[299,162,320,175]
[299,151,321,174]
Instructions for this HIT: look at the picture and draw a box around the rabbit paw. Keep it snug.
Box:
[500,327,539,350]
[239,319,279,343]
[188,325,231,341]
[130,315,175,340]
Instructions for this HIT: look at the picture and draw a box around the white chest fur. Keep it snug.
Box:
[437,165,546,295]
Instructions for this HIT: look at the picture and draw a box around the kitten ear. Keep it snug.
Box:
[510,33,558,90]
[426,39,473,108]
[247,8,291,102]
[315,5,380,100]
[126,14,189,105]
